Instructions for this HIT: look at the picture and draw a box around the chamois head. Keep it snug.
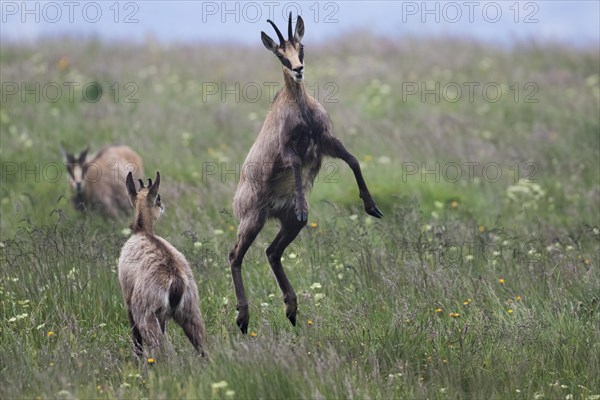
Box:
[261,12,305,83]
[60,143,89,195]
[125,171,163,232]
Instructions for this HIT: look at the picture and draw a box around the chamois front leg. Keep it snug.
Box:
[324,136,383,218]
[284,151,308,221]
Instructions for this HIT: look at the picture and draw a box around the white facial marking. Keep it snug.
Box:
[70,165,85,191]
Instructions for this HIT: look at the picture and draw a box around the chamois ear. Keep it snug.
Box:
[294,15,304,43]
[78,147,89,164]
[261,31,278,53]
[125,172,137,205]
[148,171,160,201]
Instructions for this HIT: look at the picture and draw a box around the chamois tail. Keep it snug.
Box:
[168,275,185,310]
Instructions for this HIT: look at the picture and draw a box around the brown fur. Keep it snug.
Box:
[61,144,144,218]
[229,14,383,334]
[118,171,206,359]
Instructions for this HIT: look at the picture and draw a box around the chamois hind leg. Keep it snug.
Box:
[127,309,143,359]
[229,212,266,334]
[180,317,207,358]
[266,208,307,326]
[175,305,207,358]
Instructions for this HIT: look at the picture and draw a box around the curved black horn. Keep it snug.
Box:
[138,179,145,188]
[288,12,293,43]
[148,171,161,199]
[267,19,285,46]
[147,178,153,188]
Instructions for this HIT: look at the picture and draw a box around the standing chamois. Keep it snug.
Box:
[118,171,206,359]
[229,14,383,334]
[61,143,144,218]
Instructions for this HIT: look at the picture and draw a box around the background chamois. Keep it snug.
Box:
[229,14,383,334]
[61,143,144,218]
[118,171,206,359]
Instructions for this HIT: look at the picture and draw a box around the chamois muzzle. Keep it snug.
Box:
[293,66,304,82]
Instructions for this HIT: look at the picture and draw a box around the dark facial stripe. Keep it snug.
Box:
[276,53,292,70]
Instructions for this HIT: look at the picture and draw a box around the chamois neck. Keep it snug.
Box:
[282,70,316,131]
[131,209,154,235]
[282,71,307,102]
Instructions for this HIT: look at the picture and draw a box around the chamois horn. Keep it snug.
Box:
[267,19,285,46]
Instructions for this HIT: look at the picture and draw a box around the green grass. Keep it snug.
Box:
[1,35,599,399]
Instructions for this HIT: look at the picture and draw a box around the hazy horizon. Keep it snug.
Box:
[2,1,599,48]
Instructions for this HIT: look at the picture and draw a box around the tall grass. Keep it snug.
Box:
[1,35,598,398]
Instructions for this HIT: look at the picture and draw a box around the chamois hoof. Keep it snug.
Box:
[236,309,249,334]
[237,321,248,334]
[287,311,297,326]
[366,205,383,219]
[285,298,297,326]
[295,210,308,222]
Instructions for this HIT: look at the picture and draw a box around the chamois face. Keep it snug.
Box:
[61,145,89,194]
[126,171,164,228]
[261,14,305,83]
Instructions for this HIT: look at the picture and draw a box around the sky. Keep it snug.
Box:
[1,1,599,47]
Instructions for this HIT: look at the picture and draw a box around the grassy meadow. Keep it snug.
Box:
[1,34,599,399]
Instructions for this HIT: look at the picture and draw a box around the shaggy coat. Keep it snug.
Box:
[232,87,329,219]
[61,144,143,218]
[229,14,382,334]
[118,171,205,358]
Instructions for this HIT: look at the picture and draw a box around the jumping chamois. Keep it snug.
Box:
[61,143,144,218]
[229,14,383,333]
[118,171,206,359]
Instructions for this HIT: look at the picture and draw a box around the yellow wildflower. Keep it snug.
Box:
[147,357,155,364]
[499,278,505,284]
[250,331,257,337]
[507,309,513,314]
[450,201,459,209]
[309,222,318,228]
[516,295,522,301]
[435,307,443,313]
[56,56,70,71]
[449,312,460,318]
[47,331,55,337]
[307,319,314,326]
